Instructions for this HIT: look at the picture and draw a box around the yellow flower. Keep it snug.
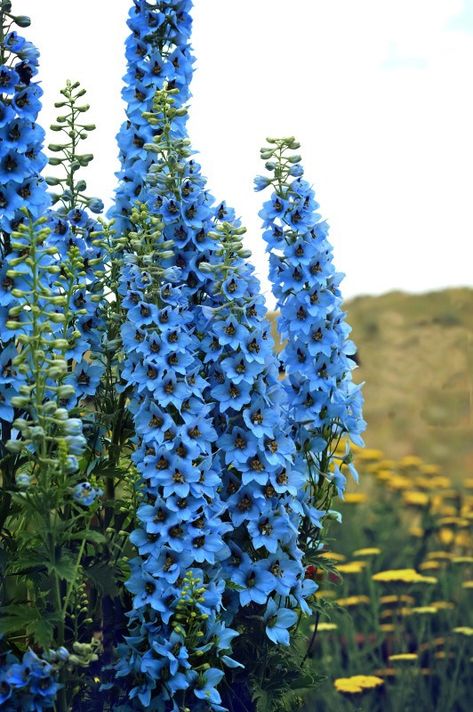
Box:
[431,476,452,489]
[336,595,371,607]
[404,606,438,616]
[420,464,441,475]
[353,547,381,557]
[464,478,473,489]
[453,627,473,636]
[452,556,473,564]
[409,526,424,538]
[334,675,384,694]
[372,569,437,585]
[403,491,429,507]
[438,528,455,546]
[419,561,442,571]
[386,475,411,491]
[399,455,423,469]
[376,468,396,481]
[462,581,473,589]
[313,622,338,632]
[343,493,368,504]
[380,594,415,605]
[389,653,418,662]
[438,516,469,527]
[380,623,395,633]
[318,551,346,562]
[430,601,455,611]
[338,561,367,575]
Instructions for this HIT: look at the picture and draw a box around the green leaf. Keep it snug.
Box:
[46,555,76,583]
[0,604,40,634]
[67,530,106,545]
[28,616,55,648]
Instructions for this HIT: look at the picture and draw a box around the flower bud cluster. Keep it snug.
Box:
[4,217,87,477]
[256,138,365,497]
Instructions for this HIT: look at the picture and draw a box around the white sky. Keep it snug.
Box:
[19,0,473,304]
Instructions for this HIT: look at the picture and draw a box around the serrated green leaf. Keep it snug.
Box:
[46,555,76,583]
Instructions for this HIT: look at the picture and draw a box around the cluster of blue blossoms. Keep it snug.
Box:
[116,200,238,709]
[0,1,365,710]
[0,15,50,434]
[113,0,193,235]
[0,648,65,711]
[256,139,365,493]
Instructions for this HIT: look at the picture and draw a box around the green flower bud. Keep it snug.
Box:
[13,15,31,27]
[49,313,66,323]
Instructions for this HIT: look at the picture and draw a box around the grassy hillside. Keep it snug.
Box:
[271,288,473,480]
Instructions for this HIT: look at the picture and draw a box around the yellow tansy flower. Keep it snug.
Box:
[403,491,429,507]
[336,595,371,607]
[438,528,455,546]
[318,551,346,562]
[419,561,442,571]
[404,606,438,616]
[453,556,473,564]
[453,627,473,636]
[334,675,384,694]
[380,594,415,605]
[389,653,418,662]
[353,547,381,557]
[343,493,368,504]
[312,622,338,632]
[399,455,423,469]
[372,569,437,585]
[430,601,455,611]
[462,581,473,589]
[338,561,367,575]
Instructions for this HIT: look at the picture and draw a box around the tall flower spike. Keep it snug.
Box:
[112,0,194,233]
[200,221,316,631]
[0,5,50,439]
[256,137,365,544]
[44,81,107,391]
[116,202,237,711]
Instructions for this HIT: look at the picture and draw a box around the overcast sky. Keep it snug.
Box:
[19,0,473,304]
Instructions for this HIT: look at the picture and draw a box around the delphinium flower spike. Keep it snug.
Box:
[200,220,317,631]
[113,0,194,235]
[115,201,237,710]
[256,138,365,556]
[45,80,106,399]
[0,5,50,442]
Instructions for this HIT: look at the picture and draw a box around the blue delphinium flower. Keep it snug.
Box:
[116,202,238,710]
[256,136,365,529]
[200,219,314,639]
[0,11,51,443]
[263,598,299,645]
[73,481,103,507]
[112,0,194,234]
[0,648,62,710]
